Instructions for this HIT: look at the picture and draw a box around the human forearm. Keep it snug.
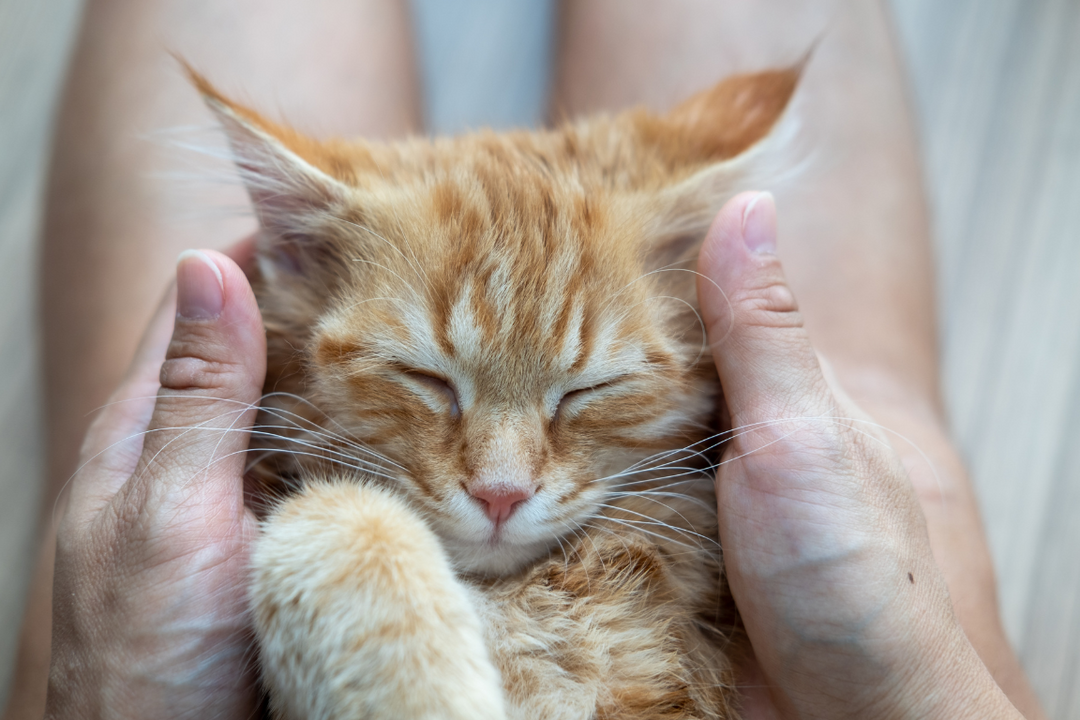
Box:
[700,192,1031,720]
[853,394,1046,720]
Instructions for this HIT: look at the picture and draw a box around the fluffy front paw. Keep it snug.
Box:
[253,481,506,720]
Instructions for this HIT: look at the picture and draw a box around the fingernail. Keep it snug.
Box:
[176,250,224,320]
[741,191,777,255]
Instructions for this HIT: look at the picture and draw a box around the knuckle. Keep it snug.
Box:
[732,277,803,331]
[159,356,233,392]
[159,335,244,393]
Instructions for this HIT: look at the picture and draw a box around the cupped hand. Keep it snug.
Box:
[46,246,266,720]
[698,193,1022,720]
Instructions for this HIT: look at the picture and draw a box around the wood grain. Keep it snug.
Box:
[892,0,1080,714]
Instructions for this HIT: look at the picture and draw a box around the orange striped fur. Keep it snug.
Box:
[194,65,798,720]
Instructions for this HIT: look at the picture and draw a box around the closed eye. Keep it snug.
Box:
[405,370,460,417]
[555,376,630,420]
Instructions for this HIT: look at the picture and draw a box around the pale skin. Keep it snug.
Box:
[702,192,1022,718]
[6,0,1045,718]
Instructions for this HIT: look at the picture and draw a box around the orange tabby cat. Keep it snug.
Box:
[191,65,797,720]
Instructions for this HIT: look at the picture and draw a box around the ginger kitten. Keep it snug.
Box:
[192,65,797,719]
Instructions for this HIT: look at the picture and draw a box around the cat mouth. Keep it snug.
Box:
[475,522,533,549]
[443,528,560,576]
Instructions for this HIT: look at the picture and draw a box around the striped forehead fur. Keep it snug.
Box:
[203,64,805,718]
[198,64,800,568]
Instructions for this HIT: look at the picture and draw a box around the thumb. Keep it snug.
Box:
[130,249,266,506]
[697,192,832,428]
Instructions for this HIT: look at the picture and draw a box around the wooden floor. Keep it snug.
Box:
[1,0,1078,715]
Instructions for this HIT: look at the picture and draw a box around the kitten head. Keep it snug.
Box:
[193,67,798,575]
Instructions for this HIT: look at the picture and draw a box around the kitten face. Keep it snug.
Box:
[191,64,797,575]
[302,174,718,574]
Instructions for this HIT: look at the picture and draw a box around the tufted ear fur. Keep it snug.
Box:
[185,64,364,283]
[642,66,801,268]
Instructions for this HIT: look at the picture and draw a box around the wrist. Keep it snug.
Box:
[859,401,1044,717]
[845,567,1022,720]
[811,367,1042,717]
[885,619,1025,720]
[762,595,1024,720]
[735,487,1018,720]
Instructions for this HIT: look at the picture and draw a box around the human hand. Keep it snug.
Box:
[698,193,1023,719]
[46,246,266,719]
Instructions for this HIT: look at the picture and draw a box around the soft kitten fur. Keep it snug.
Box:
[192,65,797,720]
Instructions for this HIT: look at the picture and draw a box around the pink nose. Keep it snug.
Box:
[469,486,535,525]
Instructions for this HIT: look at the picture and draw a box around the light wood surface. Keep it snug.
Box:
[1,0,1077,714]
[892,1,1080,715]
[0,0,82,706]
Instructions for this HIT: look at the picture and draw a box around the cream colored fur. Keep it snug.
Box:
[254,483,506,720]
[255,475,736,720]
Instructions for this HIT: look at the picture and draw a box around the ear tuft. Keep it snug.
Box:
[177,57,234,118]
[661,66,801,166]
[179,58,358,186]
[179,59,357,245]
[640,65,804,268]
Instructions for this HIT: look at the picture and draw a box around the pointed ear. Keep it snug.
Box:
[184,64,357,250]
[663,66,801,165]
[642,66,801,268]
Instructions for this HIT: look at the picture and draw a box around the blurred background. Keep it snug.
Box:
[1,0,1078,715]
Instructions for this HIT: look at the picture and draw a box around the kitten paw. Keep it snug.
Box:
[253,481,506,720]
